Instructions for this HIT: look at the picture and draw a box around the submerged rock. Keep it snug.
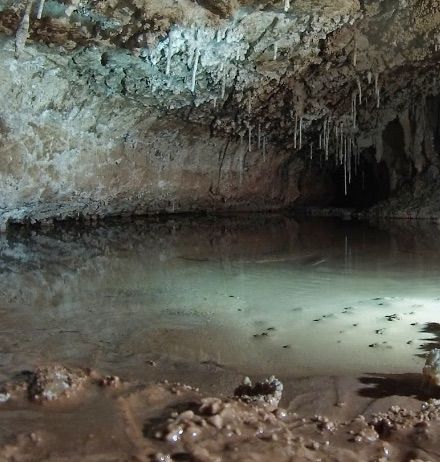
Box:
[234,376,283,411]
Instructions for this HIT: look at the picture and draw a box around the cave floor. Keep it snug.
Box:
[1,214,440,461]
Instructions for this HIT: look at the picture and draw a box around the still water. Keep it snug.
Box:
[1,214,439,380]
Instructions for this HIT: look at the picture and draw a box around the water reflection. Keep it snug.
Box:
[1,215,440,379]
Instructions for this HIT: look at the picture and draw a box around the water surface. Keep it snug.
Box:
[1,215,440,380]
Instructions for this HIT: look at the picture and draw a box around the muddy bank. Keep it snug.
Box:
[1,364,440,461]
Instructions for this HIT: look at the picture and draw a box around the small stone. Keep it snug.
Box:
[207,414,223,429]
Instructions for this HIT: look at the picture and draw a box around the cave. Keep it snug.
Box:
[331,155,390,208]
[2,0,440,460]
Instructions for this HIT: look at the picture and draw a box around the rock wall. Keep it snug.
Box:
[0,38,302,227]
[1,0,440,225]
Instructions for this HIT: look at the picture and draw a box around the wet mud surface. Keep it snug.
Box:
[2,364,440,461]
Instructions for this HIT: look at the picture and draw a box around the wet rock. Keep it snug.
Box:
[27,365,87,402]
[99,375,120,387]
[234,376,283,411]
[423,348,440,386]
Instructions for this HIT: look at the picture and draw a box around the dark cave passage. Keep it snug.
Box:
[330,158,391,209]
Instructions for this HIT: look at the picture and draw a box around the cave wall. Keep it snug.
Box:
[0,39,301,227]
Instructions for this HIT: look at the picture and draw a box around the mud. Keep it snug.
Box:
[2,364,440,461]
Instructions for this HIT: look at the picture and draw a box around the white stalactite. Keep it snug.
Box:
[191,48,200,93]
[353,41,357,67]
[340,123,344,165]
[348,138,352,185]
[15,0,33,58]
[284,0,290,12]
[367,71,372,85]
[344,136,347,196]
[352,92,357,129]
[248,123,253,152]
[356,77,362,104]
[273,42,278,61]
[221,66,226,99]
[37,0,45,19]
[299,117,303,149]
[374,73,380,108]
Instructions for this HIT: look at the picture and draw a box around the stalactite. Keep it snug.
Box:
[15,0,33,59]
[284,0,290,12]
[348,137,352,185]
[191,48,200,93]
[344,136,347,196]
[262,136,266,162]
[247,97,251,116]
[213,97,217,109]
[310,142,313,160]
[299,117,303,149]
[319,133,322,150]
[325,118,329,161]
[248,123,253,152]
[340,123,344,165]
[216,29,222,43]
[294,114,298,149]
[374,73,380,108]
[239,148,244,186]
[356,77,362,104]
[37,0,45,19]
[165,34,172,76]
[273,42,278,61]
[352,92,356,129]
[257,123,261,151]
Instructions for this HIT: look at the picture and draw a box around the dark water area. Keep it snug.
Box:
[1,214,440,381]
